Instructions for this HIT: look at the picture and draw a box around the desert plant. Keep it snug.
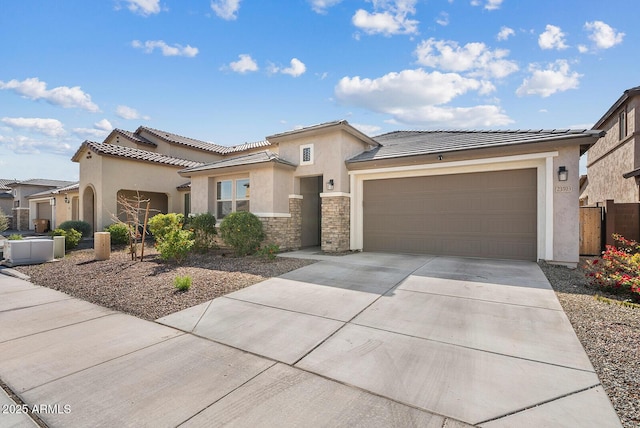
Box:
[256,243,279,260]
[50,228,82,250]
[149,213,194,263]
[173,275,192,291]
[219,211,265,256]
[185,212,218,252]
[8,234,23,240]
[59,220,92,237]
[104,223,132,245]
[584,234,640,301]
[0,208,8,233]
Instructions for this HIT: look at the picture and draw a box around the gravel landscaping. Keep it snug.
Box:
[15,244,315,321]
[540,261,639,428]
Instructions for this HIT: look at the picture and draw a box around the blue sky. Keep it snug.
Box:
[0,0,636,180]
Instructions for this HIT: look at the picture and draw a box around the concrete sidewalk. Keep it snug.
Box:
[0,253,622,427]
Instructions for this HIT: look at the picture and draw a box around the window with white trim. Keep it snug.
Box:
[300,144,314,165]
[216,178,250,219]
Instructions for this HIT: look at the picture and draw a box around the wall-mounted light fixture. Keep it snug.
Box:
[327,179,334,191]
[437,154,444,161]
[558,166,568,182]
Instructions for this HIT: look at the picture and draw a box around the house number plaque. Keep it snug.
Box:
[555,185,573,193]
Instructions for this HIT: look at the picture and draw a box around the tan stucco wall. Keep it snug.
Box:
[78,150,189,231]
[278,129,372,193]
[54,192,79,227]
[553,146,581,264]
[587,95,639,204]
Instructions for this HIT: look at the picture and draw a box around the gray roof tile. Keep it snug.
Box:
[112,129,156,147]
[180,150,295,174]
[348,129,605,163]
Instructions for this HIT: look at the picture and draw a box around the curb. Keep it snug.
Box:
[0,265,31,281]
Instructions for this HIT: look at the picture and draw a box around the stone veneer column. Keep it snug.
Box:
[12,208,30,231]
[321,194,350,252]
[287,195,302,250]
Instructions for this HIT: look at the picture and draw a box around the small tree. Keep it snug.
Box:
[0,208,8,233]
[110,191,152,261]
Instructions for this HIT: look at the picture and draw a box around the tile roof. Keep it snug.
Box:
[72,141,204,168]
[220,140,272,154]
[180,150,295,174]
[348,129,605,163]
[0,179,15,190]
[53,182,80,193]
[266,119,380,147]
[177,182,191,190]
[593,86,640,129]
[112,129,156,147]
[137,126,228,153]
[5,179,77,188]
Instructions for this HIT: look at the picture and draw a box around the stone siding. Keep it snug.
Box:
[12,208,30,231]
[321,195,350,252]
[257,196,303,251]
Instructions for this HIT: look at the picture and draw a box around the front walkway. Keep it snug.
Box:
[0,252,621,427]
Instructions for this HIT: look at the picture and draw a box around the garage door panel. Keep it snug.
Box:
[363,169,537,261]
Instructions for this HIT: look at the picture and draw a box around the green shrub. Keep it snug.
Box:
[148,213,194,263]
[185,213,218,252]
[219,211,265,256]
[0,208,8,233]
[584,234,640,301]
[59,220,92,238]
[105,223,131,245]
[174,275,192,291]
[50,228,82,250]
[148,213,185,241]
[256,244,279,260]
[8,234,23,240]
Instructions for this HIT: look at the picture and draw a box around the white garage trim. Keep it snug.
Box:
[349,151,559,261]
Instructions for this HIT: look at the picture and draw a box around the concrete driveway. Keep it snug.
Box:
[0,252,621,427]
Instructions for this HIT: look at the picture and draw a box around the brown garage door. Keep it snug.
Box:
[363,169,537,260]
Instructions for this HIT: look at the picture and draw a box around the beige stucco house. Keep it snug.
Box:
[584,86,640,205]
[74,121,602,266]
[5,179,77,231]
[26,182,80,231]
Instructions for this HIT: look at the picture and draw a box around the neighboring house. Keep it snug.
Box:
[585,86,640,205]
[0,179,14,222]
[74,121,602,266]
[6,179,77,231]
[27,182,80,231]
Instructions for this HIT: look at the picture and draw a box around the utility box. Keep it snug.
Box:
[2,239,54,266]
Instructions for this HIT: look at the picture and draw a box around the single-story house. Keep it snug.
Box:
[26,182,80,231]
[5,179,77,231]
[585,86,640,205]
[74,121,603,266]
[0,179,14,221]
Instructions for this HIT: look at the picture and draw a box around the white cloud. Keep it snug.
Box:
[516,60,582,98]
[308,0,343,14]
[229,54,258,73]
[116,105,150,120]
[335,68,512,127]
[1,134,74,155]
[0,77,99,112]
[211,0,241,20]
[584,21,624,50]
[352,0,419,36]
[131,40,198,57]
[577,45,588,53]
[124,0,161,16]
[269,58,307,77]
[497,26,515,41]
[471,0,504,11]
[352,123,382,135]
[94,119,113,131]
[436,12,449,26]
[538,25,568,50]
[281,58,307,77]
[415,38,518,79]
[1,117,66,137]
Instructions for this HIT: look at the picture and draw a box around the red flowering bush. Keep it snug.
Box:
[584,234,640,300]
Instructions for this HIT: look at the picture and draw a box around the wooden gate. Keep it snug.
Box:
[580,207,602,255]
